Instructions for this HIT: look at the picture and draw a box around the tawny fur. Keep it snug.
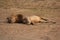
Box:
[23,15,56,25]
[7,14,56,24]
[7,14,23,23]
[23,15,47,25]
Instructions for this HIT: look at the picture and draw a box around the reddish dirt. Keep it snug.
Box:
[0,8,60,40]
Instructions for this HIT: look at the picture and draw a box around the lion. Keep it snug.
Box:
[7,14,23,23]
[23,15,56,25]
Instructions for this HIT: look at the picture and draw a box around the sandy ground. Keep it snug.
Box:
[0,8,60,40]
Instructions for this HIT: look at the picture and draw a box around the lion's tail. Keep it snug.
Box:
[41,17,56,24]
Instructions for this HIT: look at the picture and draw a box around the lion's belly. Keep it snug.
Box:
[29,16,40,23]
